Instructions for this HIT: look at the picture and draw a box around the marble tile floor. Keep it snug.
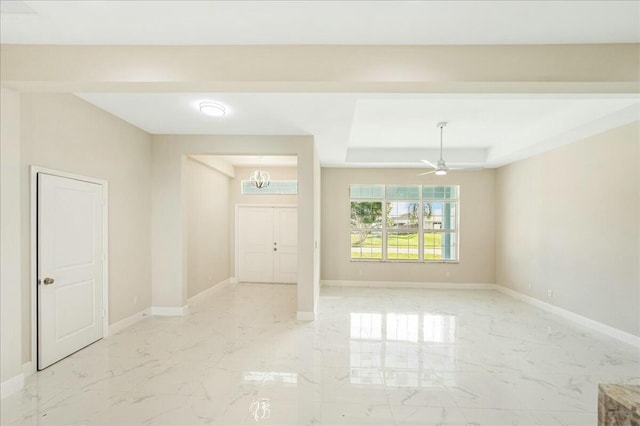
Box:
[2,284,639,425]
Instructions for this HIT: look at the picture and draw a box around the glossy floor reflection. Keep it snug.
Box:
[2,284,639,425]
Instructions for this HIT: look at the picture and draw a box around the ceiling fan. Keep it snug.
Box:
[419,121,477,176]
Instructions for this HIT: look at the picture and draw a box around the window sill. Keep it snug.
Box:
[350,259,459,264]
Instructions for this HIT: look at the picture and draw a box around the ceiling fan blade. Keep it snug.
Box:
[418,170,437,176]
[421,159,437,168]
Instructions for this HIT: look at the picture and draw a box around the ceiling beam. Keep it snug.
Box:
[1,44,638,93]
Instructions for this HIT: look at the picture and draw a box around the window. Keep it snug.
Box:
[350,185,458,262]
[241,180,298,195]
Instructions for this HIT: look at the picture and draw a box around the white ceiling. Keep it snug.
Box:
[5,1,639,169]
[76,92,639,168]
[1,1,639,45]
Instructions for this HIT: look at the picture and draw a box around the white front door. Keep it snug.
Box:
[38,173,105,369]
[238,206,274,283]
[273,207,298,283]
[237,206,297,284]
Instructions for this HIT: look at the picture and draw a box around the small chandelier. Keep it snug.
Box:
[249,170,271,189]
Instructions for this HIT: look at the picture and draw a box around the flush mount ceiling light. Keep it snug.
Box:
[198,101,226,117]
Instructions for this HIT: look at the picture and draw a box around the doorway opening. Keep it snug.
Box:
[185,155,298,300]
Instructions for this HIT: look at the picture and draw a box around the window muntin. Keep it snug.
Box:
[423,202,456,230]
[422,186,457,200]
[350,201,383,227]
[386,185,420,200]
[350,185,459,262]
[350,230,383,259]
[387,202,420,229]
[350,184,384,200]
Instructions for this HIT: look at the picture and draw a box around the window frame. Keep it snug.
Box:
[350,184,459,263]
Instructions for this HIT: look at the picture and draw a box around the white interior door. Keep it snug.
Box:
[273,208,298,283]
[237,206,297,284]
[38,173,105,369]
[238,207,274,283]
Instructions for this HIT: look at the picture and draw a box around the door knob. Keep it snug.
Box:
[273,248,277,251]
[43,277,55,285]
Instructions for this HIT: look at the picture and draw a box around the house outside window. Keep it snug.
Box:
[350,185,459,262]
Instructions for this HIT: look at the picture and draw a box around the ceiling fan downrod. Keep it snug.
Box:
[437,121,447,162]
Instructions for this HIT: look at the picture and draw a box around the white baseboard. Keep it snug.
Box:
[188,277,234,304]
[496,286,640,348]
[22,361,34,377]
[108,308,151,336]
[321,280,497,290]
[150,305,189,316]
[297,311,316,321]
[1,373,24,399]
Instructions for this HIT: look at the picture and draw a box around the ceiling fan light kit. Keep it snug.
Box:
[435,168,447,176]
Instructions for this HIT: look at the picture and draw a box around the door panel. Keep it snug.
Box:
[238,207,274,283]
[52,187,95,268]
[273,208,297,283]
[274,253,298,283]
[54,279,96,339]
[38,174,104,369]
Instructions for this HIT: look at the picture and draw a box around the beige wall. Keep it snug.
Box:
[321,168,496,284]
[496,122,640,337]
[186,159,231,298]
[314,150,322,306]
[229,166,297,276]
[20,93,153,362]
[1,88,23,385]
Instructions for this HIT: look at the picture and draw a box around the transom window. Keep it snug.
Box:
[241,180,298,195]
[350,185,458,262]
